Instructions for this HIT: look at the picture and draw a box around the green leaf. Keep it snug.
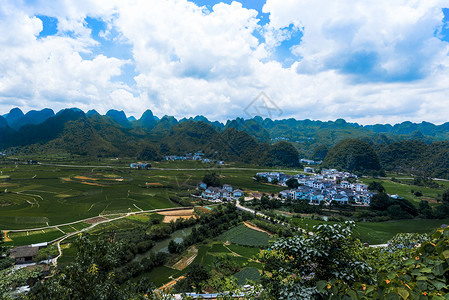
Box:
[316,280,328,293]
[347,289,358,300]
[432,264,444,276]
[421,267,432,273]
[416,276,428,281]
[430,280,446,290]
[388,272,396,279]
[442,250,449,259]
[417,280,427,291]
[397,287,409,300]
[385,292,400,300]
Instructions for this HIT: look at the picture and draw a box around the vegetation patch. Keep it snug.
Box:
[232,267,261,286]
[217,224,270,247]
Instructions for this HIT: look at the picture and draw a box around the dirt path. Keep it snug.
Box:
[171,246,198,270]
[243,221,274,236]
[158,276,185,293]
[3,231,12,242]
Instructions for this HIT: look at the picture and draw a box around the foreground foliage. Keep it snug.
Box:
[259,221,449,299]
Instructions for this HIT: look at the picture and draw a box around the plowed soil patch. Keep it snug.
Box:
[146,182,164,186]
[243,221,274,236]
[81,182,105,187]
[74,176,99,181]
[160,209,195,223]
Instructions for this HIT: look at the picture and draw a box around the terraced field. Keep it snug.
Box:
[0,161,295,231]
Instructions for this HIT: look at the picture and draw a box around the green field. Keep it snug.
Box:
[134,239,264,288]
[6,228,65,246]
[360,177,448,205]
[292,217,449,244]
[233,267,261,285]
[0,161,298,231]
[217,224,271,247]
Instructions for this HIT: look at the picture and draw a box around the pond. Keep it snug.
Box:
[133,226,196,262]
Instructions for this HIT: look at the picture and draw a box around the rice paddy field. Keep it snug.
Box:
[2,159,449,248]
[0,161,292,232]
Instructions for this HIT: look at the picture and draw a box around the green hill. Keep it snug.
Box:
[322,139,382,173]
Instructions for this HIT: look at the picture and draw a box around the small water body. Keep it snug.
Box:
[133,226,196,262]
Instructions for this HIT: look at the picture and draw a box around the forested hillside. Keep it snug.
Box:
[2,107,449,175]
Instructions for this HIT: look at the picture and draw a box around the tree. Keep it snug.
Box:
[266,141,301,168]
[370,192,391,211]
[139,145,162,161]
[312,144,329,161]
[0,230,4,254]
[31,235,137,299]
[202,173,221,187]
[442,189,449,204]
[186,264,210,293]
[368,181,385,193]
[259,221,373,298]
[322,139,382,174]
[285,178,299,189]
[318,228,449,299]
[168,240,182,254]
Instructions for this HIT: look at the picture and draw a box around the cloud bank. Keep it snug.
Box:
[0,0,448,124]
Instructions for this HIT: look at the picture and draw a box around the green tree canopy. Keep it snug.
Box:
[186,264,210,293]
[322,139,382,174]
[202,173,221,187]
[285,178,299,189]
[266,141,301,168]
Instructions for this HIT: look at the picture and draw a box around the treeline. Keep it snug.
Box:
[320,138,449,179]
[168,204,252,254]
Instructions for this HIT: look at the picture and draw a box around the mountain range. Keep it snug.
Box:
[1,107,449,178]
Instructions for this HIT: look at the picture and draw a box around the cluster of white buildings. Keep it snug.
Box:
[197,183,244,202]
[164,151,224,165]
[256,169,373,206]
[130,162,152,169]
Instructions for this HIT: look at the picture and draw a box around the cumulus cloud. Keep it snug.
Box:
[0,0,449,124]
[264,0,449,81]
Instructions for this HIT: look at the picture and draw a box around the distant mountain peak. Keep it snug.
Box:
[135,109,157,128]
[86,109,100,117]
[106,109,131,128]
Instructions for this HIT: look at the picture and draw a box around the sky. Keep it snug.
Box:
[1,0,449,125]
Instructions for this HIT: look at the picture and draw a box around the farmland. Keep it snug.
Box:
[2,158,449,260]
[0,160,295,232]
[217,224,271,247]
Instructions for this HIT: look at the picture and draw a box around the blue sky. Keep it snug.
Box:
[1,0,449,124]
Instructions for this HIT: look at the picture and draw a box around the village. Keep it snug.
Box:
[197,168,373,206]
[164,151,225,165]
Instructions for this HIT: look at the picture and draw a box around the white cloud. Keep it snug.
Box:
[0,0,449,125]
[264,0,449,81]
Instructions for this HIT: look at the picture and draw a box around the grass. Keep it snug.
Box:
[233,267,261,286]
[0,161,295,230]
[360,177,447,206]
[354,218,449,244]
[292,216,449,244]
[217,224,271,247]
[226,244,261,258]
[6,228,65,246]
[138,266,180,287]
[208,242,232,253]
